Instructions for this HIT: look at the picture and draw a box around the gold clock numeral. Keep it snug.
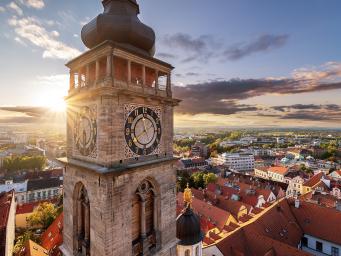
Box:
[128,140,133,147]
[125,128,130,135]
[128,117,133,124]
[134,109,139,116]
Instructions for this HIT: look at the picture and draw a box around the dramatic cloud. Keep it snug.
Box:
[0,106,47,117]
[8,16,81,60]
[19,0,45,9]
[293,62,341,82]
[223,34,289,60]
[174,78,341,116]
[7,2,23,15]
[162,33,219,63]
[161,33,288,63]
[0,6,5,12]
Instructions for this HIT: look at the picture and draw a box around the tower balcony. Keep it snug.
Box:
[66,41,173,100]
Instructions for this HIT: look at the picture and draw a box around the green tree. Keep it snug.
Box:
[13,230,35,254]
[203,173,217,186]
[28,202,58,230]
[191,172,205,189]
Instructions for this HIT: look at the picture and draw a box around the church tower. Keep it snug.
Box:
[59,1,180,255]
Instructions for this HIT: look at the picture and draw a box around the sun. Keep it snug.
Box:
[48,98,67,112]
[36,92,67,112]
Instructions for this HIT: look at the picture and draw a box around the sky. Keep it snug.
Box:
[0,0,341,128]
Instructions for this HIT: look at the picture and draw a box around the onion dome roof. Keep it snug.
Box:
[81,0,156,56]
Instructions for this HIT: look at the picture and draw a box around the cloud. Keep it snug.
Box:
[162,33,219,63]
[161,33,289,63]
[8,16,81,60]
[0,6,5,12]
[292,62,341,83]
[174,78,341,116]
[7,2,23,15]
[0,106,47,117]
[223,34,289,60]
[35,74,69,88]
[156,52,177,59]
[19,0,45,9]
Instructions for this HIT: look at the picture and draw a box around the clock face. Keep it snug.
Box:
[125,106,161,156]
[74,106,97,156]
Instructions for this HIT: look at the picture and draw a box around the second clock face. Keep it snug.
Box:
[125,106,161,156]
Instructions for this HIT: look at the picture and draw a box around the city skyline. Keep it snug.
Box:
[0,0,341,128]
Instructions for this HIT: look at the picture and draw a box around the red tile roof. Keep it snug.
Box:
[303,172,324,187]
[267,166,288,175]
[177,193,235,231]
[41,212,63,252]
[290,200,341,245]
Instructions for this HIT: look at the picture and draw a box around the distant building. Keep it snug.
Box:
[0,190,16,256]
[178,157,208,170]
[215,153,254,172]
[191,141,208,158]
[267,166,289,183]
[27,178,63,203]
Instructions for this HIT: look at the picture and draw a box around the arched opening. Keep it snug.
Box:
[185,249,190,256]
[74,183,90,256]
[132,179,159,256]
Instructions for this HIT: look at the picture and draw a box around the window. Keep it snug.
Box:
[185,249,190,256]
[332,247,339,256]
[301,236,308,247]
[316,241,323,252]
[195,246,199,256]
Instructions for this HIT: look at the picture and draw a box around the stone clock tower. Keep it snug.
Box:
[59,1,180,255]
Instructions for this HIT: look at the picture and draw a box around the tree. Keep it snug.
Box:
[191,172,205,189]
[203,173,217,186]
[13,230,35,254]
[28,202,58,230]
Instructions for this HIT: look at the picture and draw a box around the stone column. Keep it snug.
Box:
[140,198,146,239]
[154,70,159,93]
[153,195,160,249]
[142,65,146,86]
[95,60,100,84]
[166,73,172,97]
[106,54,113,78]
[86,65,90,86]
[78,70,82,89]
[69,71,75,91]
[127,60,131,84]
[84,203,90,242]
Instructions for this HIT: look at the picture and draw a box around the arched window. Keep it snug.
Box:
[74,183,90,256]
[195,246,199,256]
[185,249,191,256]
[132,180,158,255]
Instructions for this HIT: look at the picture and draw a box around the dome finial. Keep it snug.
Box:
[183,183,192,207]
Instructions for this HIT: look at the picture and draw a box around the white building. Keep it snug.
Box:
[215,153,254,172]
[0,190,16,256]
[267,166,289,183]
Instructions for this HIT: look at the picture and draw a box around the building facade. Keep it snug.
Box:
[215,153,254,172]
[59,1,180,255]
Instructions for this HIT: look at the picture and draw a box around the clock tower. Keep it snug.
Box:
[59,1,180,255]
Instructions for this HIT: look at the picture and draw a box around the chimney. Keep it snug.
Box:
[336,201,341,212]
[295,198,300,208]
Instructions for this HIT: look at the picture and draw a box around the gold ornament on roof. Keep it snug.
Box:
[183,183,192,207]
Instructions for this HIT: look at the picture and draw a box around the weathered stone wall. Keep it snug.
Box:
[63,159,177,256]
